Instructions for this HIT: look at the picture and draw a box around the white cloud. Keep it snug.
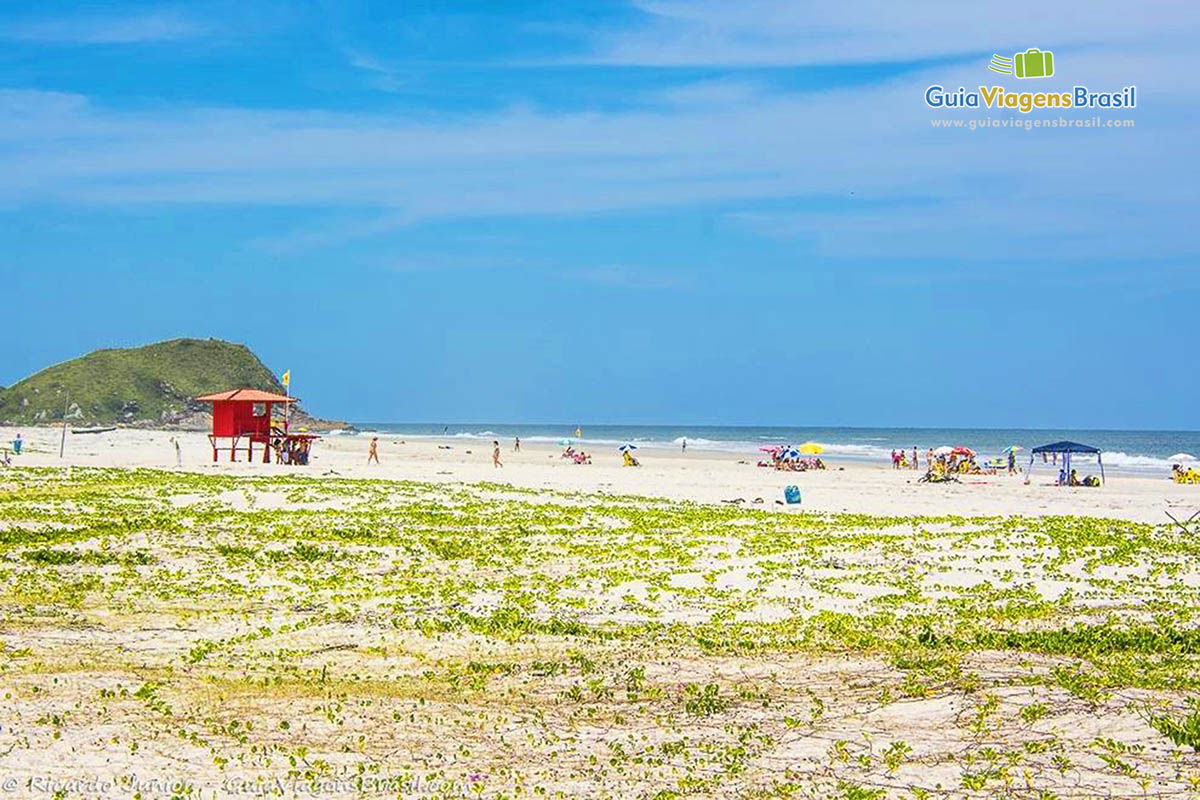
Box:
[564,266,691,290]
[587,0,1198,67]
[343,49,411,94]
[0,22,1194,263]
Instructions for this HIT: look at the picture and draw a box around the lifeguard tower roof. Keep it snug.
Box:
[196,388,296,403]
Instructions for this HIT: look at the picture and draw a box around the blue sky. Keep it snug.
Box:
[2,1,1197,428]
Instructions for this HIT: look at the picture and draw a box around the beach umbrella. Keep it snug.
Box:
[1002,445,1024,454]
[618,443,637,452]
[798,442,824,455]
[951,446,976,457]
[933,446,953,456]
[558,438,573,446]
[782,448,800,459]
[759,446,782,454]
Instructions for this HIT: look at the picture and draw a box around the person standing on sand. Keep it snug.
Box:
[367,437,379,464]
[170,436,181,467]
[926,448,933,470]
[682,438,687,454]
[912,446,918,470]
[493,440,503,468]
[1008,449,1017,475]
[514,437,520,452]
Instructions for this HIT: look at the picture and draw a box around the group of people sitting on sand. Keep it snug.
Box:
[756,449,824,471]
[920,452,990,482]
[920,456,957,483]
[560,446,592,465]
[950,454,983,474]
[772,456,825,472]
[1058,468,1100,487]
[1172,464,1200,484]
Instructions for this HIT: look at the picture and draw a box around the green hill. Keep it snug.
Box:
[0,338,325,428]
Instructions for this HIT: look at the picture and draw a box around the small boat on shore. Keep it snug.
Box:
[71,426,118,435]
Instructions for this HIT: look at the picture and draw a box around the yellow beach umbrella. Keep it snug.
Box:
[798,442,824,454]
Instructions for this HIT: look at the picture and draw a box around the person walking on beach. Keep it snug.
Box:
[170,436,181,467]
[682,438,687,454]
[492,440,503,468]
[12,433,22,455]
[367,437,379,465]
[514,436,520,452]
[1007,449,1017,475]
[912,446,919,470]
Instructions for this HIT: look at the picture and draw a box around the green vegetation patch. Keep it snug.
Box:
[0,466,1198,797]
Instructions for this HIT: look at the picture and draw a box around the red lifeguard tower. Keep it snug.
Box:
[196,388,318,464]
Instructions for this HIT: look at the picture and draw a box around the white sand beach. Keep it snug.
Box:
[3,425,1200,797]
[3,425,1192,524]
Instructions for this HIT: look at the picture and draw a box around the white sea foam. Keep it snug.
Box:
[825,444,894,459]
[1100,451,1196,471]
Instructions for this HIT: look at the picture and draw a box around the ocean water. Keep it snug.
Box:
[334,423,1200,475]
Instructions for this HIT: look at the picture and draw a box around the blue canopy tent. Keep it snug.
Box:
[1027,441,1104,485]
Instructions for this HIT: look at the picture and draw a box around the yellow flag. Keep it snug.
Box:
[281,370,291,388]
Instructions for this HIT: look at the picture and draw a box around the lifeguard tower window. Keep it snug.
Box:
[253,403,266,417]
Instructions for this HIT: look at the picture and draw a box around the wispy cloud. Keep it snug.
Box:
[3,42,1193,265]
[586,0,1196,67]
[343,49,411,94]
[563,266,692,290]
[384,254,528,274]
[0,6,1196,269]
[1,10,208,44]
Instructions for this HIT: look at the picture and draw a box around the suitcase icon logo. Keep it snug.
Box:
[989,48,1055,79]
